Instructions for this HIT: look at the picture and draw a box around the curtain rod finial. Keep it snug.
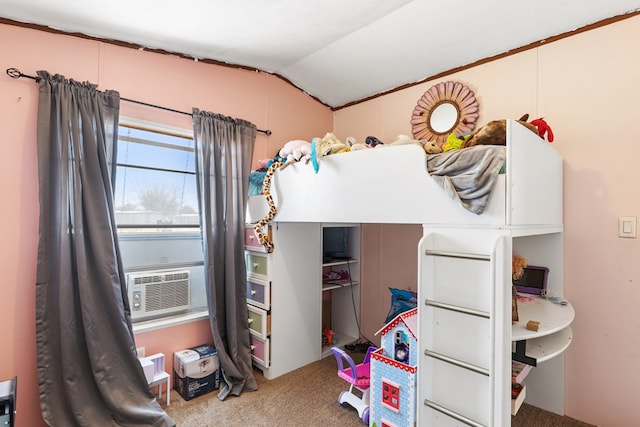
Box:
[6,67,22,79]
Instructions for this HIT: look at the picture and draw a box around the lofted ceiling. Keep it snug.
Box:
[1,0,639,109]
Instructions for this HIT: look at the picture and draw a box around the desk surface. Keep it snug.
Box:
[512,295,575,342]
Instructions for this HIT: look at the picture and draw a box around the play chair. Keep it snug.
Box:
[331,346,376,425]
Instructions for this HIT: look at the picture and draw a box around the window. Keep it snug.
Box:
[381,380,400,412]
[114,118,207,327]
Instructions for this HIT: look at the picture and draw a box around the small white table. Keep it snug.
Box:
[148,371,171,406]
[140,353,171,406]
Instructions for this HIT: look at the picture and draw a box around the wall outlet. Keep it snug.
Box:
[136,346,146,357]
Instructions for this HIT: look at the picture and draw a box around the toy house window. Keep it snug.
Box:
[381,380,400,411]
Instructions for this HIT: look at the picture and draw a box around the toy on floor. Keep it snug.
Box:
[331,346,376,425]
[370,307,418,427]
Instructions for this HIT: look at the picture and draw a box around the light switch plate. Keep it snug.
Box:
[618,216,637,238]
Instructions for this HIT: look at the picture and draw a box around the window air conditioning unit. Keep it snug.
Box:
[127,270,191,320]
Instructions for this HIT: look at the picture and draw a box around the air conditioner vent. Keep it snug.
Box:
[127,270,191,320]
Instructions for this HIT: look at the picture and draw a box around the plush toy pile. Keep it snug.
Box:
[271,132,444,175]
[462,114,554,148]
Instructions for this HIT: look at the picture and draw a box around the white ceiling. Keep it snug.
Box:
[2,0,639,108]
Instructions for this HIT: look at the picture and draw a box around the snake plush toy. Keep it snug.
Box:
[252,159,283,253]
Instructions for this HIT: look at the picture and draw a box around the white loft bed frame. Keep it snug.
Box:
[246,120,564,427]
[247,120,562,228]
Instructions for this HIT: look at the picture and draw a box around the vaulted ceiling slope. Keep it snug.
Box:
[2,0,639,108]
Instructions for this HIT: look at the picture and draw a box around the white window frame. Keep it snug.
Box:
[116,117,209,332]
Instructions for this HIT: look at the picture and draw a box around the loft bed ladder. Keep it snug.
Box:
[418,230,511,427]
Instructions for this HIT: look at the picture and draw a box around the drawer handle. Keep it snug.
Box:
[250,345,255,352]
[251,290,257,296]
[253,262,259,268]
[248,318,253,324]
[249,235,254,241]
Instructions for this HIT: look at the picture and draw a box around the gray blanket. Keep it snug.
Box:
[427,145,506,215]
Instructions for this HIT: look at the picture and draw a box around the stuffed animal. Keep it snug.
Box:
[530,118,554,142]
[257,158,273,170]
[386,134,443,155]
[387,134,418,146]
[443,132,471,152]
[422,140,442,154]
[317,132,346,156]
[365,136,384,148]
[311,132,348,173]
[512,255,528,280]
[279,139,312,169]
[463,114,539,148]
[346,136,368,151]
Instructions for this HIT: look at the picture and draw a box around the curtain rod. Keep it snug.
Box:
[6,67,272,136]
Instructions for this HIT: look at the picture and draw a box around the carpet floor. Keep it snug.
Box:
[163,354,593,427]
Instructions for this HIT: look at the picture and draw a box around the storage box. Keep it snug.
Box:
[174,344,220,401]
[511,383,526,416]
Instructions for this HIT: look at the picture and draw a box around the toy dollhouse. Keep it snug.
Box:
[370,307,418,427]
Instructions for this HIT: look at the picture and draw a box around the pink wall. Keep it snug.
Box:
[335,15,640,427]
[4,14,640,427]
[360,223,422,345]
[0,23,332,426]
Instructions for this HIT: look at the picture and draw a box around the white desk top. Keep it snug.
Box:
[512,295,575,342]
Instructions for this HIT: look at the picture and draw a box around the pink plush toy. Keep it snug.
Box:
[279,139,312,169]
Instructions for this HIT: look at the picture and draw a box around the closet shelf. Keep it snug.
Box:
[322,281,359,291]
[322,258,359,267]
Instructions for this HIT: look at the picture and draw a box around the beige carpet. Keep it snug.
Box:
[164,354,593,427]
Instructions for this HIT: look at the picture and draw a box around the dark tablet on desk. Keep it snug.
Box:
[513,266,549,295]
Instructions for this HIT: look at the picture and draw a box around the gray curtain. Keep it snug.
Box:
[193,109,258,401]
[35,71,174,426]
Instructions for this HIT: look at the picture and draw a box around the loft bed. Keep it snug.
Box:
[247,120,562,228]
[245,119,566,425]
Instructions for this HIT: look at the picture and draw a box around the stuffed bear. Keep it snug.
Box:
[317,132,346,157]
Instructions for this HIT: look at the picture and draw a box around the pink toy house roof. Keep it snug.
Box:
[375,307,418,340]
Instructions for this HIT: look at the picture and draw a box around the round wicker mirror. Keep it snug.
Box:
[411,81,479,145]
